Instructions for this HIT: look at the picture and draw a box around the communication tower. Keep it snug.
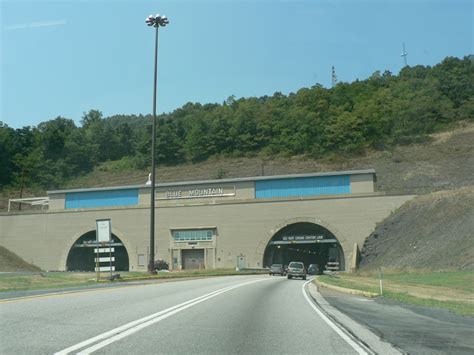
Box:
[331,66,338,88]
[401,43,408,67]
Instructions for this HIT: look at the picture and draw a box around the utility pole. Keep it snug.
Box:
[18,168,25,211]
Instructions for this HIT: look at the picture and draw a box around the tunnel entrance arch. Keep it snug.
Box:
[263,222,344,271]
[66,231,129,271]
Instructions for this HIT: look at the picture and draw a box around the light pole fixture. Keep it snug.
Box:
[146,13,169,274]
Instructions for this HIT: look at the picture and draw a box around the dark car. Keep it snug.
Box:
[154,259,169,271]
[287,261,306,280]
[269,264,285,276]
[307,264,320,275]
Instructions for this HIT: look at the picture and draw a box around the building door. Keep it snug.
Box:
[182,249,205,269]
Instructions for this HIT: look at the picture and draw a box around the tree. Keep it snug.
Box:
[38,117,76,160]
[81,109,103,128]
[184,116,212,162]
[0,122,15,187]
[155,121,185,164]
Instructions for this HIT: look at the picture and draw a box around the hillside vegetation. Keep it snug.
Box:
[1,120,473,212]
[62,120,473,191]
[1,56,472,193]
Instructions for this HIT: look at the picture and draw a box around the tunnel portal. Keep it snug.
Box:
[263,222,344,271]
[66,231,129,272]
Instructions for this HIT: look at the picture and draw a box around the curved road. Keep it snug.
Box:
[1,275,369,354]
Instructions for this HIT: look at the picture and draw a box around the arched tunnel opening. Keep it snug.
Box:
[66,231,129,272]
[263,222,345,272]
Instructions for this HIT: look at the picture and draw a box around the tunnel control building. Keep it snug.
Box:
[0,170,414,272]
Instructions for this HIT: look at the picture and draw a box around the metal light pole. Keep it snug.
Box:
[146,13,169,274]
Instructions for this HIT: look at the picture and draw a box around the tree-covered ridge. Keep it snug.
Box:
[1,56,472,190]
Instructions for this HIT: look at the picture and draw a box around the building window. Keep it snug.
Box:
[172,229,214,241]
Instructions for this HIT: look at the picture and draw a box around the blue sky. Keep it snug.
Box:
[1,0,472,128]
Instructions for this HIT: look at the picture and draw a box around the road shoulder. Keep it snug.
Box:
[307,282,402,355]
[311,283,474,355]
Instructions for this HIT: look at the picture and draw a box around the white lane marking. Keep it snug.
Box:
[55,282,249,355]
[302,280,369,355]
[55,278,271,355]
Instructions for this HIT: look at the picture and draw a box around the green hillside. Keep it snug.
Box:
[0,55,472,194]
[2,120,472,214]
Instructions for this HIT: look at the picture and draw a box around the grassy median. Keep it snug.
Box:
[0,272,97,292]
[317,271,474,316]
[0,269,267,293]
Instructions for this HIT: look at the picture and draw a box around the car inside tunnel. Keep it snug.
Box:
[66,231,129,271]
[263,222,344,272]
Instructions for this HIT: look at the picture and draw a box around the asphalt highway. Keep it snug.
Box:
[1,275,376,355]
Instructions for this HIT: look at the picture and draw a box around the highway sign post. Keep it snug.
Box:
[96,219,112,280]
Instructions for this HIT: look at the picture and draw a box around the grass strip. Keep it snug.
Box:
[318,275,474,316]
[319,275,380,294]
[0,273,96,292]
[358,271,474,294]
[381,289,473,316]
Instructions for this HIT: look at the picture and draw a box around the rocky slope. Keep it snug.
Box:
[360,186,474,271]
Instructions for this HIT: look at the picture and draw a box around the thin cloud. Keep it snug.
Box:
[6,20,67,30]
